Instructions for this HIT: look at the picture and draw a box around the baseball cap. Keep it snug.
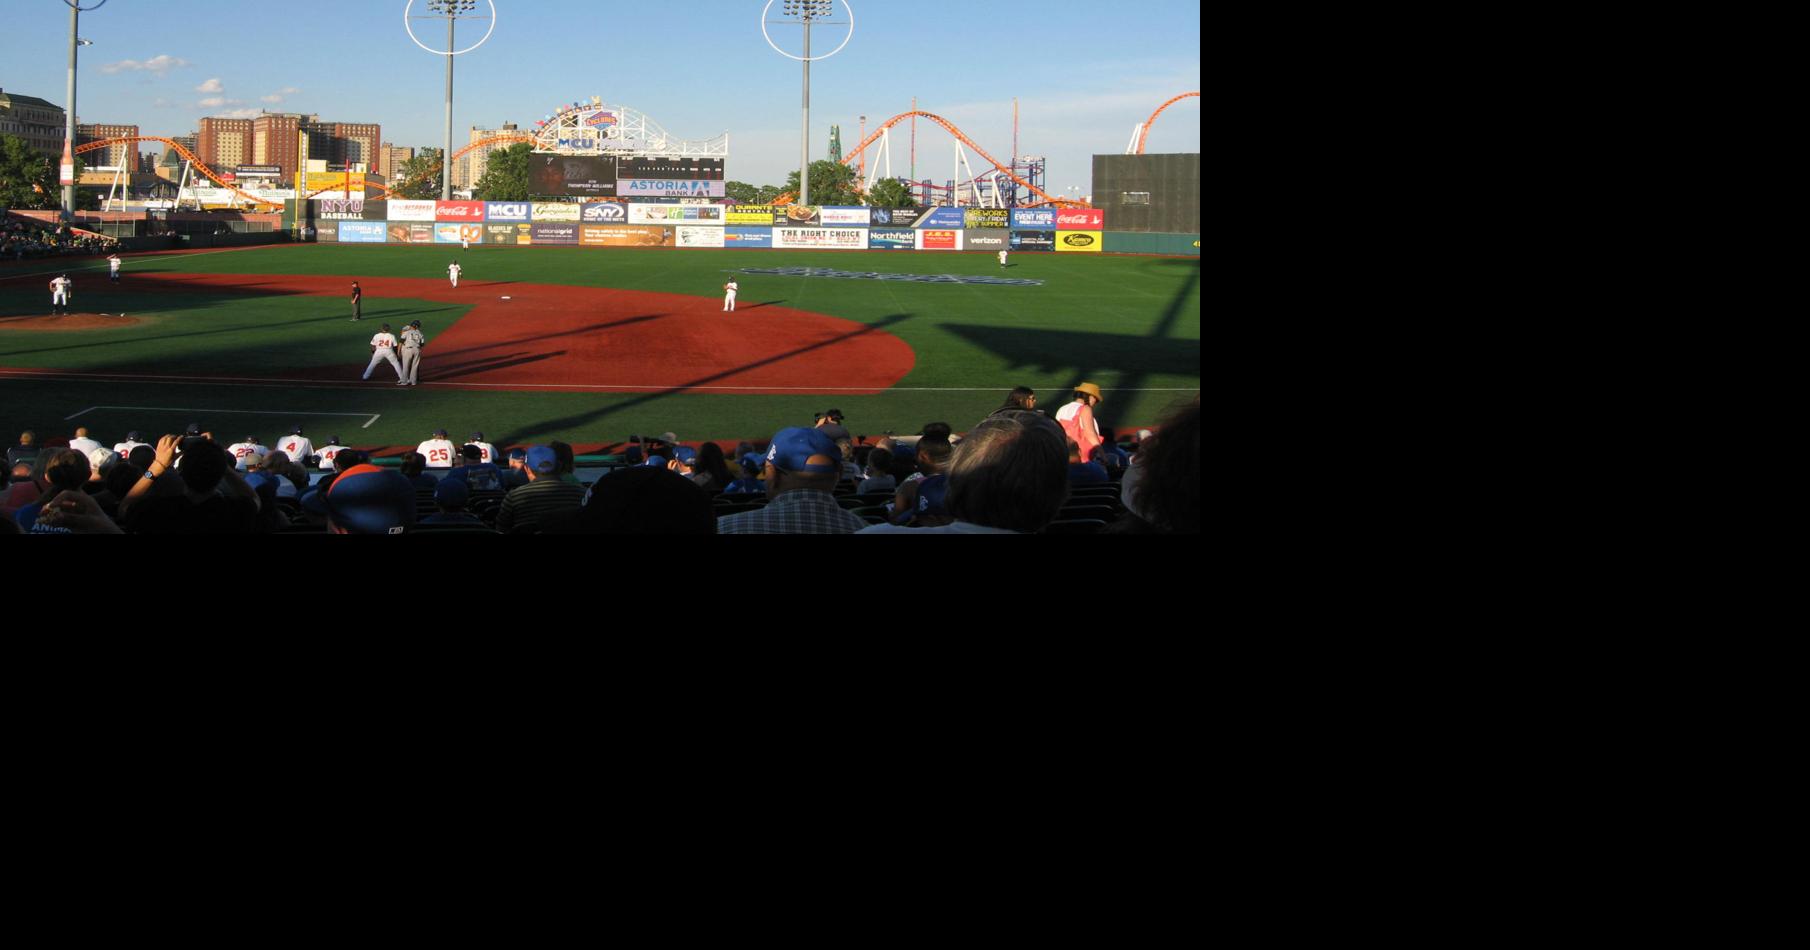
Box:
[763,427,840,474]
[243,472,279,504]
[292,425,305,435]
[184,422,203,436]
[673,446,697,465]
[469,431,484,441]
[433,428,447,437]
[525,445,558,474]
[507,447,527,460]
[434,478,469,508]
[740,452,765,472]
[301,464,416,534]
[381,323,392,330]
[1136,429,1152,441]
[327,435,341,445]
[915,474,950,515]
[126,430,142,442]
[642,454,668,467]
[410,320,422,328]
[86,447,115,473]
[459,444,483,461]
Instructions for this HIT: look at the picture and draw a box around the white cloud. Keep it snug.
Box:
[261,94,284,104]
[195,78,224,93]
[278,87,301,94]
[196,97,245,109]
[100,55,192,76]
[216,108,264,119]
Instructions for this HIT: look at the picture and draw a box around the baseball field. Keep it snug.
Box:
[0,242,1199,454]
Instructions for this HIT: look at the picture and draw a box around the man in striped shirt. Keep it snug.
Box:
[495,445,586,534]
[717,427,868,535]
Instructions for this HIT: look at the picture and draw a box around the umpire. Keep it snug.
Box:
[399,320,427,387]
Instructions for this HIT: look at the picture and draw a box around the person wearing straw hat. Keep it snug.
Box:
[1055,382,1105,464]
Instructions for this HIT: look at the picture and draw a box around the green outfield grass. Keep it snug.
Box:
[0,243,1199,451]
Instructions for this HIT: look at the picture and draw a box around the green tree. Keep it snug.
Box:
[0,134,57,209]
[726,180,785,204]
[783,159,861,206]
[864,177,917,209]
[473,142,532,200]
[392,148,442,199]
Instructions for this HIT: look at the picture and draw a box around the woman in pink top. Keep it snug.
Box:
[1055,382,1105,462]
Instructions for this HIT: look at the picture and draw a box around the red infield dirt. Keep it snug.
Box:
[0,312,143,331]
[21,272,916,394]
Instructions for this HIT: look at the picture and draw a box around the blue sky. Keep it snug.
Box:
[1,0,1200,194]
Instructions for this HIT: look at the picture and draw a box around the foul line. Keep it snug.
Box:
[65,404,382,428]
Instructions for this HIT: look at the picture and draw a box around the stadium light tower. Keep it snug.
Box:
[62,0,108,224]
[763,1,854,206]
[405,0,496,199]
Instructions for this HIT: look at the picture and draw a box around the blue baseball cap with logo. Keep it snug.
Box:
[525,445,558,474]
[301,463,416,534]
[764,427,840,474]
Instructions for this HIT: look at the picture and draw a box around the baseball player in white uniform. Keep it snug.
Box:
[317,437,350,470]
[363,323,405,381]
[49,274,72,315]
[398,320,426,387]
[999,249,1009,268]
[465,432,498,464]
[723,278,738,312]
[448,261,462,288]
[113,430,150,460]
[226,435,271,470]
[461,235,471,251]
[416,428,457,468]
[276,426,315,464]
[108,254,122,282]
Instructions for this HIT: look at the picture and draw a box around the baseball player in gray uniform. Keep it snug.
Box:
[398,320,426,387]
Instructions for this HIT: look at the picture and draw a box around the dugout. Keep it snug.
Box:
[1093,153,1199,255]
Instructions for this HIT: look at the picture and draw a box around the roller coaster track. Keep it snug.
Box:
[74,135,277,207]
[842,110,1090,209]
[1135,92,1199,155]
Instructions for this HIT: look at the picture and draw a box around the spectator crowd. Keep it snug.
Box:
[2,219,121,261]
[2,385,1198,535]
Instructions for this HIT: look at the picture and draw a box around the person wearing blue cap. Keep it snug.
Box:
[300,463,417,535]
[421,477,487,526]
[716,427,868,534]
[720,453,766,496]
[494,445,586,534]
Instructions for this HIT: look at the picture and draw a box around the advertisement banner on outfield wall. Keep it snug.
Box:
[388,199,437,222]
[303,172,366,198]
[386,222,437,244]
[1011,209,1058,229]
[315,198,378,220]
[339,221,387,243]
[917,207,967,229]
[725,205,783,226]
[530,223,580,245]
[773,227,866,249]
[577,225,674,247]
[487,223,531,245]
[964,209,1011,230]
[675,225,726,248]
[581,201,627,223]
[868,207,925,228]
[724,227,774,248]
[868,229,916,250]
[435,223,484,244]
[314,219,340,242]
[916,229,962,251]
[485,201,531,222]
[1010,230,1055,251]
[773,205,820,226]
[617,179,726,198]
[629,203,724,225]
[532,202,581,222]
[1056,208,1105,229]
[435,200,486,221]
[963,229,1008,249]
[819,206,873,226]
[1054,230,1103,252]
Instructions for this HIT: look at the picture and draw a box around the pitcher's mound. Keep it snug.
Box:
[0,312,144,331]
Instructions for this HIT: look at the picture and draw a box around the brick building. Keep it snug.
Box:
[0,87,67,159]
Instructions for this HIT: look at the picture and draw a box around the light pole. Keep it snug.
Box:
[405,0,495,200]
[62,0,107,224]
[763,0,853,206]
